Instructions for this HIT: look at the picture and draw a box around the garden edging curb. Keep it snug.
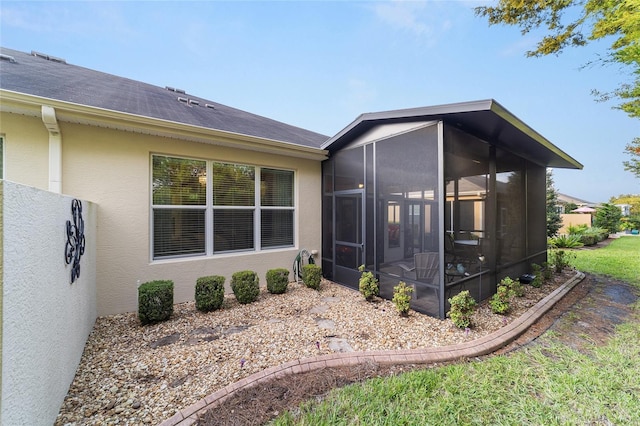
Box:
[159,270,586,426]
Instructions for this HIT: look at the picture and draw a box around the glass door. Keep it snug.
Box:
[334,190,363,287]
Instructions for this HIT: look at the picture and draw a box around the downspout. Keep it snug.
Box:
[41,106,62,193]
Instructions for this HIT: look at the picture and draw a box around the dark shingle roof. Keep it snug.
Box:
[0,47,328,148]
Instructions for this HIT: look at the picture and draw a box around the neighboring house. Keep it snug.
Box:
[0,47,328,317]
[320,102,582,318]
[616,204,631,217]
[557,192,596,213]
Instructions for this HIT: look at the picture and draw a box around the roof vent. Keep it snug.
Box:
[188,99,200,106]
[177,97,188,103]
[0,54,16,63]
[166,86,186,94]
[205,104,215,109]
[31,50,66,64]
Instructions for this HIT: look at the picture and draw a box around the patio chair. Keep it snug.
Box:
[399,252,439,299]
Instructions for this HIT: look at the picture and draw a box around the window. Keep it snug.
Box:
[151,155,295,259]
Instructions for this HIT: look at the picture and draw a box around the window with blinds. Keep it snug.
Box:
[151,155,295,260]
[261,168,294,248]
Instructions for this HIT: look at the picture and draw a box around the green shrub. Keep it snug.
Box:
[447,290,477,328]
[266,268,289,294]
[541,261,553,280]
[549,234,583,248]
[489,285,511,314]
[231,270,260,304]
[550,249,575,273]
[195,275,225,312]
[302,264,322,290]
[530,264,543,288]
[138,280,174,325]
[501,276,524,297]
[358,265,379,301]
[392,281,413,316]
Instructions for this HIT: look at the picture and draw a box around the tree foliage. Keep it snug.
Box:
[475,0,640,119]
[623,136,640,178]
[594,202,622,234]
[546,169,562,237]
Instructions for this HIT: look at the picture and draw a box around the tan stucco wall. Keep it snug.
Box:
[0,112,49,188]
[559,213,592,234]
[2,113,323,316]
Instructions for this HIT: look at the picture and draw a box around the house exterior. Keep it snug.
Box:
[321,102,583,318]
[1,47,584,321]
[0,47,328,317]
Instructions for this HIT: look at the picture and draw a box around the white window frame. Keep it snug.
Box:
[150,154,296,261]
[0,135,4,180]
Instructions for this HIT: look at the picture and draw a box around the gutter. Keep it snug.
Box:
[41,105,62,193]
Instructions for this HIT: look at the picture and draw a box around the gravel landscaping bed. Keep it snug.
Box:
[56,272,571,425]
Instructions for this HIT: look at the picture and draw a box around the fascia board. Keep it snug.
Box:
[0,90,328,162]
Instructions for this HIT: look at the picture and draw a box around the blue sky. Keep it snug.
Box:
[2,0,638,203]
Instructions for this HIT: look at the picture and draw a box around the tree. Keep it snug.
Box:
[564,202,578,214]
[475,0,640,119]
[546,169,562,237]
[623,137,640,179]
[594,203,622,234]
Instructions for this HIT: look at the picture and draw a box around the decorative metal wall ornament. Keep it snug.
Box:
[65,199,86,284]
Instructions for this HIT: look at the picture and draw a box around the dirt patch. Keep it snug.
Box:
[197,273,639,426]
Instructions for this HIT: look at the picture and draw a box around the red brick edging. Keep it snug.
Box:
[159,271,586,426]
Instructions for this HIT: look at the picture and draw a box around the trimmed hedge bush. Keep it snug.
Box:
[266,268,289,294]
[231,270,260,304]
[138,280,174,325]
[195,275,225,312]
[302,264,322,290]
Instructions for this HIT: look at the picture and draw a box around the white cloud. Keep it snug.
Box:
[372,0,430,37]
[368,0,458,48]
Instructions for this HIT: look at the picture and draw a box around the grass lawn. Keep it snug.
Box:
[571,237,640,286]
[271,237,640,425]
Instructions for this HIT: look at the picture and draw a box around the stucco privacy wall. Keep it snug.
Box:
[559,213,592,234]
[1,180,97,425]
[4,115,323,316]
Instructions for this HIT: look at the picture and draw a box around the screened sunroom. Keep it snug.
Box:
[321,100,582,318]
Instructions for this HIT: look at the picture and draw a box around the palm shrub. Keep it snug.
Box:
[138,280,174,325]
[231,270,260,304]
[549,234,583,248]
[358,264,379,301]
[302,264,322,290]
[266,268,289,294]
[392,281,413,316]
[195,275,225,312]
[447,290,477,328]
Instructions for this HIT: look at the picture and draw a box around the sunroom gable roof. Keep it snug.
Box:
[323,99,582,170]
